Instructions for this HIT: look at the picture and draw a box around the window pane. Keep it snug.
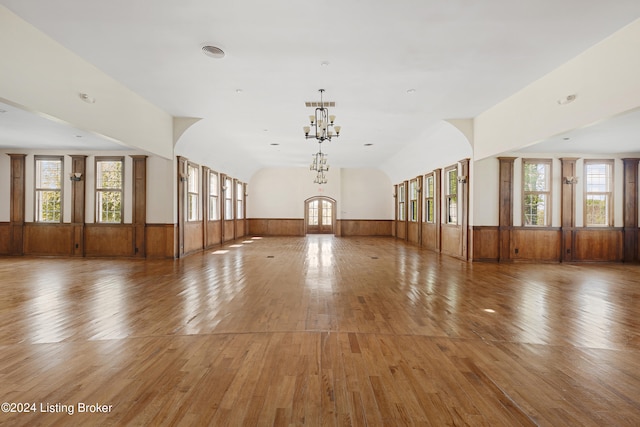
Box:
[426,176,433,197]
[188,194,198,221]
[586,163,610,192]
[97,191,122,223]
[448,169,457,195]
[209,196,218,220]
[523,194,547,226]
[309,200,318,225]
[322,200,332,225]
[36,190,61,222]
[426,199,434,222]
[210,173,218,196]
[97,161,122,189]
[36,159,62,189]
[448,196,457,224]
[523,162,550,192]
[586,194,608,226]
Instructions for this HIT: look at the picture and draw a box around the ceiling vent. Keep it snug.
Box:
[305,101,335,108]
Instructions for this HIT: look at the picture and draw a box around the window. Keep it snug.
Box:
[224,177,234,220]
[236,181,244,220]
[424,174,435,223]
[96,157,123,223]
[209,171,219,220]
[446,166,458,224]
[584,160,613,227]
[397,183,406,221]
[409,179,418,222]
[35,156,63,222]
[187,163,199,221]
[522,159,551,226]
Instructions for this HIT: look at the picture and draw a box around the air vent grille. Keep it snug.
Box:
[305,101,335,108]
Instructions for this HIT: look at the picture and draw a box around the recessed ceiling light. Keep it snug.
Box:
[202,45,225,58]
[270,143,279,146]
[407,89,416,94]
[364,143,373,146]
[236,89,243,94]
[557,94,576,105]
[75,135,83,138]
[79,92,95,103]
[321,61,330,67]
[563,137,571,141]
[0,109,7,113]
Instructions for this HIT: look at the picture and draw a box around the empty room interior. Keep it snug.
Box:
[1,1,640,425]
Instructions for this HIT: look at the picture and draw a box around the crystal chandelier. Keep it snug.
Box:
[303,89,341,143]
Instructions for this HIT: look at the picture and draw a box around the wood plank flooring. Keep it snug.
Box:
[1,235,639,426]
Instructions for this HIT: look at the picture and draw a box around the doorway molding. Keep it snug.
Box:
[304,196,336,235]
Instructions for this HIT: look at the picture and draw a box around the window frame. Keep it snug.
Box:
[583,159,614,227]
[445,165,458,225]
[408,178,419,222]
[34,155,63,223]
[95,156,124,224]
[208,170,219,221]
[236,180,244,220]
[521,158,552,227]
[397,182,406,221]
[186,162,199,222]
[424,173,435,223]
[224,176,234,220]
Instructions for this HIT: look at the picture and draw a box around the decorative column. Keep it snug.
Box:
[560,158,578,262]
[177,156,187,257]
[9,154,26,255]
[498,157,516,262]
[434,168,442,253]
[131,155,147,258]
[70,155,87,256]
[459,158,470,260]
[622,158,639,262]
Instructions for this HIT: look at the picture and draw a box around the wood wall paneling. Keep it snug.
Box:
[459,158,470,260]
[338,220,393,236]
[177,156,187,257]
[511,228,561,262]
[421,223,437,251]
[560,158,578,262]
[471,226,499,262]
[23,223,72,256]
[441,225,462,258]
[84,225,134,257]
[184,221,204,254]
[223,220,235,242]
[407,221,420,244]
[0,223,12,254]
[574,228,623,262]
[248,219,305,236]
[146,224,177,258]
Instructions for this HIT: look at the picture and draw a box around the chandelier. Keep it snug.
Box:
[303,89,341,143]
[310,146,329,184]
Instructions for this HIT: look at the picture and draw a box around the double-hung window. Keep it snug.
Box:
[424,174,435,223]
[409,179,418,222]
[187,163,199,221]
[445,166,458,224]
[96,157,123,223]
[35,156,63,222]
[397,183,406,221]
[236,181,244,220]
[522,159,551,226]
[584,160,613,227]
[224,177,234,220]
[209,171,219,221]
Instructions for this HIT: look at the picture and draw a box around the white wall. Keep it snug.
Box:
[0,154,9,221]
[248,167,393,220]
[471,157,499,226]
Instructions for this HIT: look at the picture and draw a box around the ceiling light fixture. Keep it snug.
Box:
[303,89,341,143]
[79,92,95,104]
[557,94,577,105]
[202,45,225,58]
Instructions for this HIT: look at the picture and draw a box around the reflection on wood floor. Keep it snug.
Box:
[1,235,639,425]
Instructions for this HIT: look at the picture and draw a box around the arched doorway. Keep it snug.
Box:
[305,197,336,234]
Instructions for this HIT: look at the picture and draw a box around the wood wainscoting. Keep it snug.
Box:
[471,226,500,262]
[441,224,463,259]
[248,218,305,236]
[0,222,13,254]
[183,221,204,255]
[337,220,392,237]
[146,224,177,259]
[23,223,73,256]
[573,228,624,262]
[84,224,135,257]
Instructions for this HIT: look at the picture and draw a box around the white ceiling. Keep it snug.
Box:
[1,0,640,175]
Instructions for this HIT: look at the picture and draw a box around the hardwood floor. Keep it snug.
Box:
[0,235,639,426]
